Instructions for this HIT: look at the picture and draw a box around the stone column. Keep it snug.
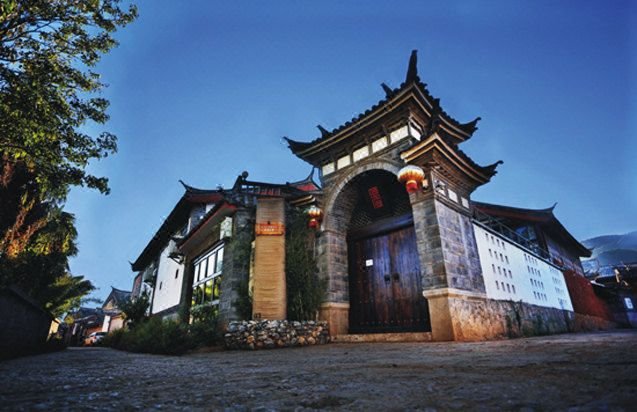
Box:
[218,208,252,323]
[317,229,350,336]
[410,189,486,341]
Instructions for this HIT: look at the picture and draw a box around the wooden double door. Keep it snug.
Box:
[348,222,430,333]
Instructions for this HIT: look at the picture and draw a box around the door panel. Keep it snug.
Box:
[348,224,430,333]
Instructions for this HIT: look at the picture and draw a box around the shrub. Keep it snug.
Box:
[286,209,326,321]
[189,304,222,347]
[119,292,150,329]
[103,314,223,355]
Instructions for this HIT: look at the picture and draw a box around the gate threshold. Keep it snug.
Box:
[332,332,432,343]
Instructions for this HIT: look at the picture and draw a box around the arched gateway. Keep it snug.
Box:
[326,166,430,333]
[285,50,502,339]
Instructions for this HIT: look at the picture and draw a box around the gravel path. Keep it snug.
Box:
[1,330,636,411]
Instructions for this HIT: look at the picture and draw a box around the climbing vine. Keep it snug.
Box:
[285,208,326,321]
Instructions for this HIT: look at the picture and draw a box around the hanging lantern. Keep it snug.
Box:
[307,205,323,229]
[397,165,426,193]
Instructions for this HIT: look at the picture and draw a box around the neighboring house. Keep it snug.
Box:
[130,173,318,323]
[131,50,609,341]
[101,287,132,333]
[64,307,104,346]
[590,265,637,327]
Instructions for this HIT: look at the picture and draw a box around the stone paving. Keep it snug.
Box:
[1,330,636,411]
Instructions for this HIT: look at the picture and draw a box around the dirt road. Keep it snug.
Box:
[1,330,636,410]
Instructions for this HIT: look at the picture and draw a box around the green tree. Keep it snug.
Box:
[119,292,149,329]
[0,0,138,200]
[0,1,137,316]
[0,206,96,316]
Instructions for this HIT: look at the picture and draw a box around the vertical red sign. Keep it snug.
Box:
[368,186,384,209]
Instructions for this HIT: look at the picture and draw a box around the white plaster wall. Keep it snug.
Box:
[150,239,185,314]
[474,223,573,311]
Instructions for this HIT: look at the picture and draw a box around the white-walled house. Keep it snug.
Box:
[130,184,224,319]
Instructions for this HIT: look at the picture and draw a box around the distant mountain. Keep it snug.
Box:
[581,230,637,275]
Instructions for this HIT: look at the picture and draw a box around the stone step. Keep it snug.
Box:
[332,332,433,343]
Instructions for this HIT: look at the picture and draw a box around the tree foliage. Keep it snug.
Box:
[0,1,137,317]
[0,204,95,316]
[119,292,149,329]
[0,0,137,199]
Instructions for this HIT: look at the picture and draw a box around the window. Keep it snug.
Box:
[215,247,224,273]
[175,269,179,279]
[496,281,500,290]
[512,285,516,294]
[191,244,225,310]
[159,281,163,290]
[506,284,511,293]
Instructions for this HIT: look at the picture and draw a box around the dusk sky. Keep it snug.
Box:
[65,0,636,302]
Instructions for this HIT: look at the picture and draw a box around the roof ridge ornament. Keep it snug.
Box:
[317,125,330,138]
[405,49,420,83]
[381,82,394,97]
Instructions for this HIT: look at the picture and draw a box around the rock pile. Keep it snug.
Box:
[224,320,330,350]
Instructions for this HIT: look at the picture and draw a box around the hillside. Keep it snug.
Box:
[581,230,637,274]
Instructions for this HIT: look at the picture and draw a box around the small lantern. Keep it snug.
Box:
[307,205,323,229]
[397,165,426,193]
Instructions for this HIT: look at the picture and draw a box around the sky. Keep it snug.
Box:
[65,0,636,302]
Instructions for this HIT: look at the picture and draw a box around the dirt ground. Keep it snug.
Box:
[1,330,636,411]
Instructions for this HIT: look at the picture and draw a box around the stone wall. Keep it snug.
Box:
[445,294,615,341]
[0,287,53,358]
[224,320,330,350]
[218,208,253,323]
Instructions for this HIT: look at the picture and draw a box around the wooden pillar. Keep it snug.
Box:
[252,198,287,320]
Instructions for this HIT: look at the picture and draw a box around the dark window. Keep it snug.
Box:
[159,281,163,290]
[175,269,179,279]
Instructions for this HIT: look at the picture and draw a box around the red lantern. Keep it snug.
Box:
[397,165,426,193]
[307,205,322,229]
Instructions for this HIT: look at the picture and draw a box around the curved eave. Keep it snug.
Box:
[286,80,479,164]
[178,202,237,255]
[401,133,501,185]
[473,201,591,258]
[131,185,225,272]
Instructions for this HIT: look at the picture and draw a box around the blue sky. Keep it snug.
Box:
[66,0,636,301]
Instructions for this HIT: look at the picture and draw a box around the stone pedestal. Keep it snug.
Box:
[319,302,349,336]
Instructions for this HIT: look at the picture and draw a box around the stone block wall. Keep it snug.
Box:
[411,194,485,294]
[219,208,253,323]
[444,295,615,341]
[224,320,330,350]
[0,287,53,358]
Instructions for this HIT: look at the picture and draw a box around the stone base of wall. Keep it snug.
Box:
[224,320,330,350]
[446,295,616,341]
[319,302,349,336]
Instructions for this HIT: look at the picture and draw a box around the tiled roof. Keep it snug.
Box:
[285,50,481,158]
